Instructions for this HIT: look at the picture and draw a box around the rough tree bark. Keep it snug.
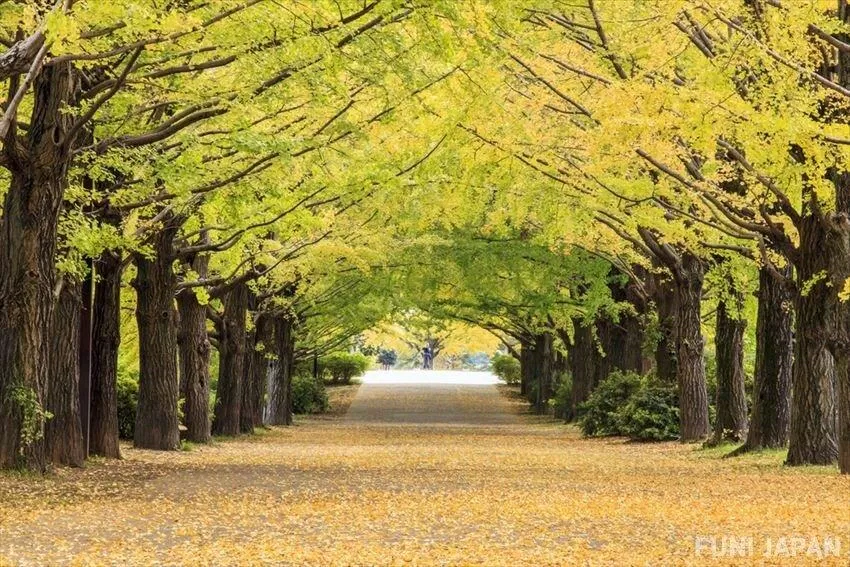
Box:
[834,345,850,474]
[824,168,850,473]
[651,274,678,385]
[250,314,273,428]
[45,279,85,467]
[824,0,850,476]
[0,62,77,470]
[829,233,850,473]
[89,248,122,458]
[133,224,181,451]
[673,253,711,442]
[604,274,651,375]
[212,282,248,436]
[713,295,749,443]
[787,210,839,466]
[240,300,258,434]
[729,267,793,455]
[568,320,596,421]
[519,341,534,397]
[266,314,294,426]
[622,276,653,374]
[532,332,555,414]
[176,254,211,443]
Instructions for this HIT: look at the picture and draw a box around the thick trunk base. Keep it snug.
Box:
[89,250,122,458]
[45,280,85,467]
[713,297,749,444]
[133,228,181,451]
[212,283,248,436]
[735,268,792,455]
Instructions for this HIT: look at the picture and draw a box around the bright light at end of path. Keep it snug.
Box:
[361,369,500,385]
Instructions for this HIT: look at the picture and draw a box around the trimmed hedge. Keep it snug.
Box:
[319,352,370,384]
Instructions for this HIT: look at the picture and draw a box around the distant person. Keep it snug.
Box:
[377,348,397,370]
[422,346,432,370]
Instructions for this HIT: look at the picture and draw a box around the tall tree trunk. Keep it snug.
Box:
[652,274,678,384]
[133,226,181,451]
[176,257,211,444]
[0,63,77,470]
[251,314,273,428]
[831,347,850,474]
[606,274,651,375]
[519,341,534,397]
[89,249,122,458]
[45,279,85,467]
[830,245,850,473]
[713,295,749,443]
[212,282,248,436]
[622,276,653,374]
[266,315,294,426]
[827,0,850,476]
[735,267,793,454]
[551,345,569,419]
[616,313,649,375]
[823,170,850,472]
[568,320,596,421]
[674,254,711,442]
[532,332,554,414]
[787,212,839,465]
[240,309,258,434]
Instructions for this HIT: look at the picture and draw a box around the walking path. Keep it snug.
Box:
[0,371,847,565]
[345,370,518,426]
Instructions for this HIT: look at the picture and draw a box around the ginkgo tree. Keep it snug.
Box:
[0,0,510,469]
[475,0,848,468]
[2,0,850,478]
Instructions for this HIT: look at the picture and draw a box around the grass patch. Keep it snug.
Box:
[695,440,742,457]
[0,467,46,480]
[692,443,840,474]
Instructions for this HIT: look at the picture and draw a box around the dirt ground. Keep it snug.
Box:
[0,373,847,566]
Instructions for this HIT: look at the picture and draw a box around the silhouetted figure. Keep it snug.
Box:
[422,346,433,370]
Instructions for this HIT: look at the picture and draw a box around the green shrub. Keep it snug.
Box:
[291,374,329,414]
[578,370,643,437]
[550,373,572,420]
[579,371,681,441]
[319,352,370,384]
[616,384,679,441]
[117,372,139,440]
[491,353,520,385]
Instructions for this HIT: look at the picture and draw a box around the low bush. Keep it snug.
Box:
[491,353,520,385]
[615,384,679,441]
[291,373,329,414]
[579,370,680,441]
[320,352,370,384]
[578,370,643,437]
